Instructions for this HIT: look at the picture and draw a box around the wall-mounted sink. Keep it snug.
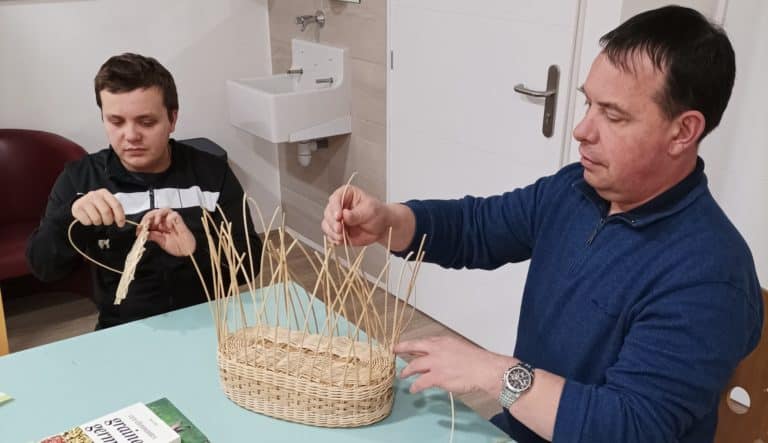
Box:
[227,39,351,143]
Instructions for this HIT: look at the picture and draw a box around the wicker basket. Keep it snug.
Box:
[218,326,396,427]
[191,202,425,428]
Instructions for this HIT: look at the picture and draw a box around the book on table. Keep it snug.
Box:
[39,397,209,443]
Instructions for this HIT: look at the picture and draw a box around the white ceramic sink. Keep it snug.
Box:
[227,39,351,143]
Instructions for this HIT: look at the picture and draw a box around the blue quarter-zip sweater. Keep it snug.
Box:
[401,159,762,443]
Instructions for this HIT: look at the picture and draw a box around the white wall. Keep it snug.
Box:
[0,0,280,217]
[701,0,768,284]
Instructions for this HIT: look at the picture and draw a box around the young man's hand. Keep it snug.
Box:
[71,188,126,227]
[139,208,196,256]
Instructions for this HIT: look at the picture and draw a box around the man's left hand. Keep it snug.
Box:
[394,336,515,396]
[139,208,196,257]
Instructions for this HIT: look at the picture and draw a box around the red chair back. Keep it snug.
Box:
[0,129,87,226]
[0,129,87,280]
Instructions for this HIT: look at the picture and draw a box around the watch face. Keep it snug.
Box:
[505,366,532,393]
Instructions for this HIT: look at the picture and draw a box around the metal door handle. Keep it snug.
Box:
[514,65,560,138]
[513,85,556,98]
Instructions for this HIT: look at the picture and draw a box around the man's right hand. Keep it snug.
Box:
[322,184,415,251]
[71,188,126,228]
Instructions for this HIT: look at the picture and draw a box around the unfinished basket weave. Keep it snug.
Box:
[218,325,395,427]
[190,199,424,428]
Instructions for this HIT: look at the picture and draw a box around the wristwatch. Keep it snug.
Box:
[499,361,535,408]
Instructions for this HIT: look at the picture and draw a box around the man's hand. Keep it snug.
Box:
[394,336,515,396]
[397,336,565,441]
[71,188,126,227]
[321,184,416,251]
[322,184,389,246]
[139,208,196,256]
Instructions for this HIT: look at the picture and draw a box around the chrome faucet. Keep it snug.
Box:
[296,10,325,32]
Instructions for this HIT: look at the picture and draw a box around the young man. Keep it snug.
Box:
[321,6,762,443]
[27,53,262,329]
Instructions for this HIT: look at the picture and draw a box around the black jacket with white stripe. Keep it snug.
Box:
[26,140,263,328]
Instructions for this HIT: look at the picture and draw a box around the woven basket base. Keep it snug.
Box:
[218,329,396,427]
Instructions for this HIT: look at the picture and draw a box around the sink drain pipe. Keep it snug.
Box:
[296,138,328,167]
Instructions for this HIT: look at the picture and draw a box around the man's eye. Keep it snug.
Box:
[601,108,623,123]
[109,120,123,126]
[140,120,156,127]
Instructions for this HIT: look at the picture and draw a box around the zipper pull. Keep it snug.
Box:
[586,218,605,245]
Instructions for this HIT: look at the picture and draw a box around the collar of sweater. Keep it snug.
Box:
[572,157,707,228]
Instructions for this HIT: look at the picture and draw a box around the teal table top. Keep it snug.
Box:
[0,287,511,442]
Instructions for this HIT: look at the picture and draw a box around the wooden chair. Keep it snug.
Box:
[715,288,768,442]
[0,286,8,356]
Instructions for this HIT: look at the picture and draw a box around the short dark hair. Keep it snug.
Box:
[94,53,178,121]
[600,5,735,141]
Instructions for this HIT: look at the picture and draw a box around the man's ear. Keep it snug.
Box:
[169,109,178,132]
[669,110,705,156]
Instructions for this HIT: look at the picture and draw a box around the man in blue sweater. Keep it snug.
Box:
[321,6,762,443]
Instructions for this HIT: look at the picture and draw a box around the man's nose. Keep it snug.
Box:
[125,123,141,141]
[573,111,597,144]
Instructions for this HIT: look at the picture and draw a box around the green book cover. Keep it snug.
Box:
[39,398,209,443]
[146,398,211,443]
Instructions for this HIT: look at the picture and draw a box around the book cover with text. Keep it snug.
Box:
[39,398,209,443]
